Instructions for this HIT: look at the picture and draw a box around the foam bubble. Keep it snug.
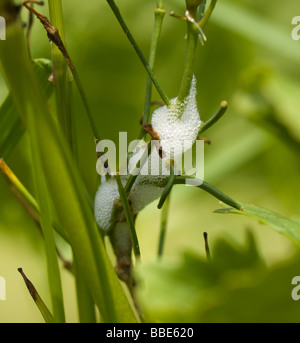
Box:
[151,76,202,156]
[94,178,120,232]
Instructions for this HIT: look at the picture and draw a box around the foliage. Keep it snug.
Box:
[0,0,299,323]
[136,233,300,323]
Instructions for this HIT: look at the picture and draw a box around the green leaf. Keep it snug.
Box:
[215,203,300,246]
[18,268,55,324]
[0,59,53,158]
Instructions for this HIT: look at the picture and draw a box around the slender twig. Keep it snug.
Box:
[203,232,211,260]
[56,249,73,272]
[23,2,101,141]
[177,8,199,105]
[198,100,227,134]
[124,140,152,193]
[199,0,218,28]
[106,0,170,106]
[142,5,165,126]
[115,174,141,259]
[175,176,242,210]
[157,163,175,209]
[48,0,73,148]
[157,194,170,259]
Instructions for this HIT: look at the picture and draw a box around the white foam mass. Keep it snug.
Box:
[94,178,120,232]
[95,150,168,232]
[95,77,201,233]
[151,75,202,157]
[129,148,169,213]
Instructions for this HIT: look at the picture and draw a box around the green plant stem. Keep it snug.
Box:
[199,0,217,28]
[107,0,170,106]
[143,5,165,126]
[115,174,141,259]
[177,11,198,104]
[124,140,152,193]
[156,0,163,8]
[25,3,100,141]
[0,6,137,322]
[157,163,175,209]
[68,61,101,140]
[197,0,207,20]
[198,100,227,134]
[157,194,170,259]
[175,177,242,210]
[48,0,72,147]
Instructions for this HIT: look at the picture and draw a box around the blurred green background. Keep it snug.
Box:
[0,0,300,322]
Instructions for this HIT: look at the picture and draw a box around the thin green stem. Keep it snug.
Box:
[70,65,101,140]
[177,14,198,104]
[157,194,170,259]
[143,6,165,126]
[156,0,163,8]
[129,2,165,187]
[115,174,141,259]
[24,2,100,141]
[124,140,152,193]
[107,0,170,106]
[199,0,218,28]
[175,176,242,210]
[48,0,73,147]
[157,163,175,209]
[197,0,207,21]
[198,100,227,134]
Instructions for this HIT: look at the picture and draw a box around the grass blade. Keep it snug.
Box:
[0,59,53,158]
[28,111,66,323]
[0,4,137,323]
[73,257,97,323]
[18,268,55,323]
[215,203,300,246]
